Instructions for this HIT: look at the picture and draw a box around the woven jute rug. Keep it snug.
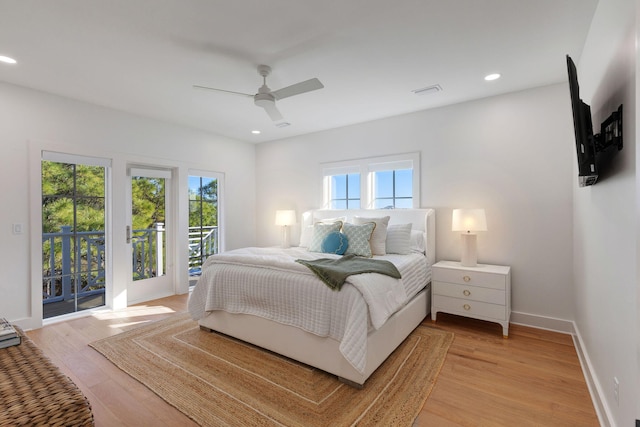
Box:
[90,313,453,426]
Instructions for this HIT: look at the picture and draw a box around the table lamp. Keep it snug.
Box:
[452,208,487,267]
[275,210,296,248]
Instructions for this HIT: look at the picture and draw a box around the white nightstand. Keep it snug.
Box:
[431,260,511,337]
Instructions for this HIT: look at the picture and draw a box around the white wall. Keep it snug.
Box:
[572,0,638,425]
[256,83,576,325]
[0,82,256,328]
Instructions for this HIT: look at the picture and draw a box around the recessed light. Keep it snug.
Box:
[275,122,291,128]
[251,130,261,135]
[484,73,501,81]
[0,55,17,64]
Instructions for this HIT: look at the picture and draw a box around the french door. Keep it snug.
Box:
[126,167,174,303]
[41,152,109,319]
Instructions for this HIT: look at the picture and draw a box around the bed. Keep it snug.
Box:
[188,208,435,386]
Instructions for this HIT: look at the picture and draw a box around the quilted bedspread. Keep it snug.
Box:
[188,247,429,374]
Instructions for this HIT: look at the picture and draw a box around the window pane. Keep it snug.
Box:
[395,198,413,208]
[189,175,219,282]
[374,171,393,198]
[331,175,347,199]
[349,200,361,209]
[331,200,347,209]
[188,176,201,201]
[374,198,394,209]
[347,173,360,199]
[395,169,412,198]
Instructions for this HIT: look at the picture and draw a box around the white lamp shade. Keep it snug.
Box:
[275,210,296,226]
[452,209,487,233]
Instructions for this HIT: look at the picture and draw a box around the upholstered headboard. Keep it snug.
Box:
[301,209,436,265]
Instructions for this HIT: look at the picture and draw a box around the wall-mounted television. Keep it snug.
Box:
[566,55,623,187]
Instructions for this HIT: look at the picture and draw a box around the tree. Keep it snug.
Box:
[189,178,217,228]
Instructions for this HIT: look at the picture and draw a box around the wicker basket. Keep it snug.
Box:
[0,327,94,426]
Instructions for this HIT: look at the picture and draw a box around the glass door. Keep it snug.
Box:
[41,155,108,319]
[127,167,173,303]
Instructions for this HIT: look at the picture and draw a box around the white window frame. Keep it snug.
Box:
[321,152,420,209]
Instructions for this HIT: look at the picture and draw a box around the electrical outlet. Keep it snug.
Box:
[613,377,619,405]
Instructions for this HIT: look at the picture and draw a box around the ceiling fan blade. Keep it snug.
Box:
[193,85,253,97]
[272,78,324,100]
[262,102,284,121]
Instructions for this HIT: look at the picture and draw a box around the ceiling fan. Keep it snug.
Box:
[194,65,324,122]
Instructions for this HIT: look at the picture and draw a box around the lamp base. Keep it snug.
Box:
[460,233,478,267]
[281,225,291,249]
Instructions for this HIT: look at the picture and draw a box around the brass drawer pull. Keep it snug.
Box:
[463,275,471,282]
[463,304,471,311]
[463,290,471,296]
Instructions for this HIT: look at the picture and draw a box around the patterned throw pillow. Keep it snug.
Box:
[321,231,348,255]
[308,221,343,252]
[342,222,376,257]
[354,216,390,255]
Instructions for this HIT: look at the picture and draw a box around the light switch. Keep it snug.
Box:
[12,223,23,234]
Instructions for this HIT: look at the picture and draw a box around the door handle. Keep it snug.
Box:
[126,226,131,244]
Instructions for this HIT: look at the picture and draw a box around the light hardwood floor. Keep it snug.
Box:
[26,294,599,427]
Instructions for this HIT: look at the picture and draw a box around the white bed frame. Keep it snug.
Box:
[198,208,436,386]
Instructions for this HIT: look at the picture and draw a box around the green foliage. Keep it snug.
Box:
[42,162,106,233]
[42,162,171,233]
[131,177,165,229]
[189,178,217,228]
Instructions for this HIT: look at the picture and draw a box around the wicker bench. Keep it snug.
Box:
[0,327,94,426]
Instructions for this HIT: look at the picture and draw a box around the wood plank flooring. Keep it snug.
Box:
[25,294,599,427]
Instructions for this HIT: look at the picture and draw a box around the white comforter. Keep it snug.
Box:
[188,247,429,374]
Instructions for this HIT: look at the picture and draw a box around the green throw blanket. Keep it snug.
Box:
[296,254,401,291]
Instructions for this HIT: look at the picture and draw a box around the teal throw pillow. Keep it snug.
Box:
[308,221,343,252]
[321,231,348,255]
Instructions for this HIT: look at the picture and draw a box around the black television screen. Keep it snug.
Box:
[566,55,598,187]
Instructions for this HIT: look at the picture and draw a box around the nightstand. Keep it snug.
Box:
[431,260,511,337]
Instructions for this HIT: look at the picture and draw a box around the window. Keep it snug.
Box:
[322,153,419,209]
[369,157,416,209]
[329,173,361,209]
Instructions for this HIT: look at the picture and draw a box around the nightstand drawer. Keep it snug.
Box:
[433,281,505,305]
[433,295,506,320]
[432,267,506,290]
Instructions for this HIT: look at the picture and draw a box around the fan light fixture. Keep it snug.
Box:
[194,65,324,123]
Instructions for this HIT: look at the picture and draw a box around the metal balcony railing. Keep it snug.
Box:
[42,225,218,304]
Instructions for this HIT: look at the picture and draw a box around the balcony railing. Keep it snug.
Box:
[42,225,218,305]
[188,226,218,275]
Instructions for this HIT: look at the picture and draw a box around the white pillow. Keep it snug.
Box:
[410,230,426,254]
[385,223,412,254]
[299,216,346,247]
[354,216,390,255]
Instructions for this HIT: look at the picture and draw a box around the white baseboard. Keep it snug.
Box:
[572,324,613,427]
[510,310,575,334]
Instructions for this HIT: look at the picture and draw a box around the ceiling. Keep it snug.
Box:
[0,0,598,143]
